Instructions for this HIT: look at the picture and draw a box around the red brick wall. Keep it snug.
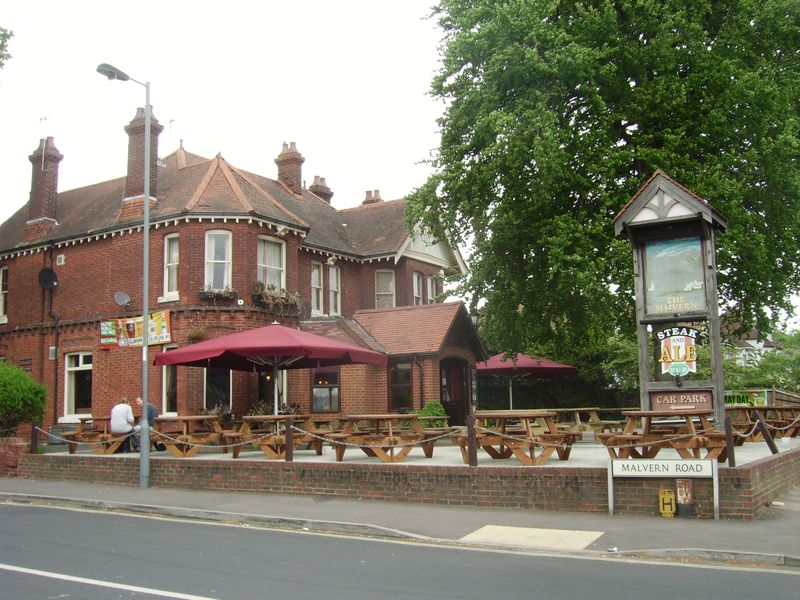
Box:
[18,446,800,520]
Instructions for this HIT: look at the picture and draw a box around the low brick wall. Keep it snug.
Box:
[17,446,800,520]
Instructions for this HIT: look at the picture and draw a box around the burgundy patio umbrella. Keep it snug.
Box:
[476,353,577,409]
[154,323,387,415]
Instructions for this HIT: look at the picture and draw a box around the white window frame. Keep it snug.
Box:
[0,266,7,324]
[426,275,438,304]
[257,236,285,291]
[159,234,179,303]
[64,352,93,420]
[329,265,341,316]
[413,272,423,305]
[375,270,396,309]
[204,230,232,290]
[311,262,324,315]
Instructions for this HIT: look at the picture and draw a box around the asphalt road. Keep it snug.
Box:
[0,504,796,600]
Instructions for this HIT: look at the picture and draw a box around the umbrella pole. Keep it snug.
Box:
[273,363,279,416]
[508,378,513,410]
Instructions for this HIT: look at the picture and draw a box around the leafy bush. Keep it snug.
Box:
[415,400,448,427]
[0,362,46,436]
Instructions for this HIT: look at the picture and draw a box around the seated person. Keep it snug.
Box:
[110,397,139,452]
[134,397,165,451]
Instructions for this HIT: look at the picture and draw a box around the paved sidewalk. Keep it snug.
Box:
[0,477,797,567]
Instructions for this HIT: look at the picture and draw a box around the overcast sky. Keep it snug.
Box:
[0,1,443,224]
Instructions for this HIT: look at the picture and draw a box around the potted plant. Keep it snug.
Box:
[252,282,302,316]
[199,285,238,301]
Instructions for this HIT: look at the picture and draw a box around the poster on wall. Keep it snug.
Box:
[643,235,706,316]
[100,310,172,347]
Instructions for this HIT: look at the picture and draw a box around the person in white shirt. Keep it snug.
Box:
[110,397,139,451]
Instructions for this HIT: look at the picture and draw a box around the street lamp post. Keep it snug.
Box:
[97,63,152,488]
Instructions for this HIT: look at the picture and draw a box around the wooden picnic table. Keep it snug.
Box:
[226,414,328,460]
[152,414,225,458]
[327,413,435,463]
[458,410,577,466]
[597,409,727,461]
[61,416,129,455]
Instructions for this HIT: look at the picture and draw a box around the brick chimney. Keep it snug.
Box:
[274,142,305,195]
[362,189,383,205]
[26,137,63,241]
[123,107,163,200]
[309,175,334,203]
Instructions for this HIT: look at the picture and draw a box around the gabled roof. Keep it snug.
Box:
[614,170,728,236]
[352,301,486,359]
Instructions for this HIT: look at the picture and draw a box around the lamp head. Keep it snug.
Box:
[97,63,130,81]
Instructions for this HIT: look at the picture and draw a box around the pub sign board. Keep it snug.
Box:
[655,326,700,377]
[643,235,706,316]
[650,390,713,411]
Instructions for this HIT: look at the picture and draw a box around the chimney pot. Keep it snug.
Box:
[26,136,63,239]
[123,107,163,201]
[309,174,334,203]
[275,142,305,195]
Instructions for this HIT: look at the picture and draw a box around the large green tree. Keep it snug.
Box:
[0,27,12,69]
[408,0,800,367]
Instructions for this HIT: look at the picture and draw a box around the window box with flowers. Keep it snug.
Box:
[252,282,302,317]
[199,286,238,301]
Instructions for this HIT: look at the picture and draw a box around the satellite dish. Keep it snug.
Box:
[114,291,131,307]
[38,268,58,290]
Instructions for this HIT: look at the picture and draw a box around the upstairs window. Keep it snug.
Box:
[426,275,442,304]
[413,272,423,305]
[257,237,285,291]
[312,366,340,412]
[311,262,323,315]
[161,234,179,301]
[329,265,341,316]
[205,230,232,290]
[0,267,7,323]
[375,270,395,309]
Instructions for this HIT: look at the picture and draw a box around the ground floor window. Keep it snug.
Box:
[257,370,286,412]
[312,366,339,412]
[65,352,92,415]
[162,351,178,414]
[205,368,230,411]
[388,360,412,412]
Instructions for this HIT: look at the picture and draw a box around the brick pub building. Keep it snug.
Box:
[0,109,485,435]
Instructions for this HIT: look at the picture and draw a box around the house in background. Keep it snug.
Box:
[0,108,479,431]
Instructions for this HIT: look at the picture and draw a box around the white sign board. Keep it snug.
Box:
[607,459,719,519]
[611,459,713,478]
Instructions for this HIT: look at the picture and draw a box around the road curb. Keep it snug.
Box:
[0,492,430,542]
[617,547,800,568]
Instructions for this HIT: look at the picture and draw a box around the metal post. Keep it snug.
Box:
[139,81,151,489]
[724,416,736,467]
[285,417,294,462]
[467,414,478,466]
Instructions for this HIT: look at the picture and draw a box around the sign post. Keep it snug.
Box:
[613,172,728,428]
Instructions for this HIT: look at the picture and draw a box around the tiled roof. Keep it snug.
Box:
[0,144,406,259]
[353,302,470,355]
[299,319,387,353]
[339,199,409,257]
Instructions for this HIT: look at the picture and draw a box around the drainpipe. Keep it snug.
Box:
[413,355,424,409]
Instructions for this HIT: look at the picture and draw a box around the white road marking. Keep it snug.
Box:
[0,563,218,599]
